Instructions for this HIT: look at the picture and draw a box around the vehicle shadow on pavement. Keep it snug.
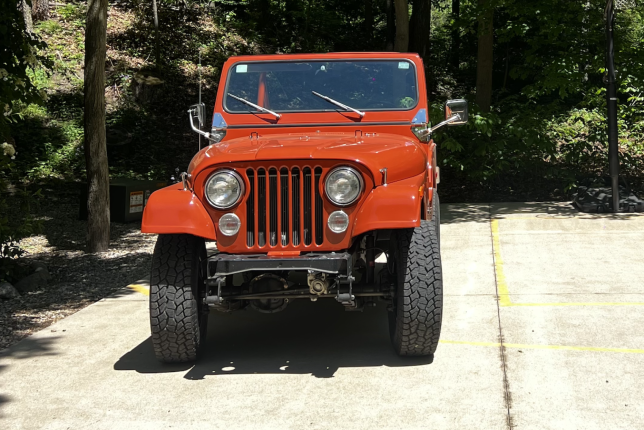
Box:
[114,300,433,379]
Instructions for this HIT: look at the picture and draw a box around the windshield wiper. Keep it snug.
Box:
[311,91,365,118]
[227,93,281,119]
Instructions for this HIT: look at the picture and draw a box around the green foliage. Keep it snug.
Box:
[430,0,644,190]
[3,0,644,204]
[0,0,51,138]
[0,0,52,277]
[0,141,43,282]
[210,0,387,52]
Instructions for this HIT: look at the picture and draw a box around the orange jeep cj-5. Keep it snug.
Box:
[141,52,468,363]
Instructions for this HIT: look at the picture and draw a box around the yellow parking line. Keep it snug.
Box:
[491,219,512,307]
[127,284,150,296]
[493,215,644,221]
[490,219,644,307]
[440,340,644,354]
[509,301,644,307]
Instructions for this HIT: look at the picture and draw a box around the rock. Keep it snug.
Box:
[14,270,48,293]
[31,262,51,281]
[0,281,21,300]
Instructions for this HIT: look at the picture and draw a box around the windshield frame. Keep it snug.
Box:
[222,59,420,115]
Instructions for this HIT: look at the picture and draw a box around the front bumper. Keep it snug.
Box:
[207,252,351,278]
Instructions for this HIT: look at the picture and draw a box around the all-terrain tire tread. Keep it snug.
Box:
[149,234,204,363]
[391,220,443,356]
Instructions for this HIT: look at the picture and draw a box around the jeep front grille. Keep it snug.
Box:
[246,166,324,248]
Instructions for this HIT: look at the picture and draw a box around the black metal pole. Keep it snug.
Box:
[606,1,620,212]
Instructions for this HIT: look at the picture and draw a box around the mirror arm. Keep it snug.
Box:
[418,114,462,138]
[188,109,211,140]
[430,114,461,133]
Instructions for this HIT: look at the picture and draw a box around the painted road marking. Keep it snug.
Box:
[440,340,644,354]
[490,219,644,307]
[493,215,644,221]
[127,284,150,296]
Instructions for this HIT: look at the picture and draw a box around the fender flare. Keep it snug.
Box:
[352,172,425,237]
[142,184,217,241]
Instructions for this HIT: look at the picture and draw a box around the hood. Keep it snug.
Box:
[188,132,426,185]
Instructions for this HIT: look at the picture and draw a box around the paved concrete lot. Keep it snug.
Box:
[2,202,643,429]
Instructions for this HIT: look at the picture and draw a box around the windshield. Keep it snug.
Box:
[224,60,418,114]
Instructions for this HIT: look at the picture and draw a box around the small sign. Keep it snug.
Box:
[398,62,410,69]
[236,64,248,73]
[130,191,144,213]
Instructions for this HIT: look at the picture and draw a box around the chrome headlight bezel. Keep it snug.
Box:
[324,166,364,207]
[204,169,245,210]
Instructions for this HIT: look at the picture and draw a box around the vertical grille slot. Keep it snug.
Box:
[257,168,266,247]
[314,167,324,245]
[280,168,289,246]
[303,167,312,246]
[246,169,255,247]
[291,167,300,246]
[269,168,278,246]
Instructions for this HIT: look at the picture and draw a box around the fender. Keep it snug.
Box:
[352,172,425,237]
[142,184,217,240]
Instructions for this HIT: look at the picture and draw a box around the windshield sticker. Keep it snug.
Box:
[398,62,410,69]
[236,64,248,73]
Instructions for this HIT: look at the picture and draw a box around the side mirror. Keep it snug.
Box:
[188,104,227,145]
[189,103,206,128]
[188,102,212,142]
[445,99,468,125]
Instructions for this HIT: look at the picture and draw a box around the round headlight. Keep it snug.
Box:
[205,169,244,209]
[325,167,363,206]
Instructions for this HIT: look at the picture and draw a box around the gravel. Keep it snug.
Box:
[0,184,157,351]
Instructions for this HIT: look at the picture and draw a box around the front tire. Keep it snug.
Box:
[149,234,208,363]
[389,220,443,357]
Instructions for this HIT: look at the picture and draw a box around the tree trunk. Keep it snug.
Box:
[84,0,110,253]
[451,0,460,71]
[386,0,395,50]
[364,0,373,42]
[20,0,33,33]
[475,0,494,113]
[409,0,430,60]
[409,0,431,98]
[32,0,50,22]
[152,0,160,70]
[394,0,409,52]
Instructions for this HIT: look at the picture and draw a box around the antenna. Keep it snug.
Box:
[198,49,202,151]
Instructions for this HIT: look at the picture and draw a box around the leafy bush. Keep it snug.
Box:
[0,0,50,280]
[0,142,42,282]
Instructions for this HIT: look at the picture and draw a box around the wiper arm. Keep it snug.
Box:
[311,91,365,118]
[227,93,281,119]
